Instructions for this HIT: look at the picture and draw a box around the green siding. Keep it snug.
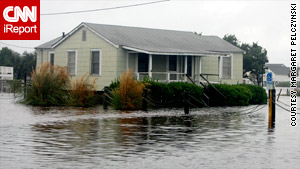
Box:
[46,26,119,90]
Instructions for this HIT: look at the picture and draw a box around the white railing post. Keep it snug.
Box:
[184,56,187,82]
[167,72,170,83]
[136,72,140,81]
[149,54,152,78]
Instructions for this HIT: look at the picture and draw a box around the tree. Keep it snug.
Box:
[241,43,268,85]
[223,34,240,47]
[223,34,268,85]
[0,47,36,79]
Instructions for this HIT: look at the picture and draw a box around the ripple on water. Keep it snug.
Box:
[0,95,299,169]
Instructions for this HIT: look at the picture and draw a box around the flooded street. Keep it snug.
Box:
[0,93,299,169]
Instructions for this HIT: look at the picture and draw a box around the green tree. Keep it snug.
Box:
[223,34,268,85]
[0,47,36,79]
[223,34,240,47]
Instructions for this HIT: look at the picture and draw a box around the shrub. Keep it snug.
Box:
[207,84,252,106]
[25,62,70,106]
[109,78,120,91]
[146,81,204,108]
[112,69,145,110]
[239,84,267,104]
[69,73,98,107]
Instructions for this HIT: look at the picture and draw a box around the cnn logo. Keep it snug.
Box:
[0,0,40,40]
[3,6,37,22]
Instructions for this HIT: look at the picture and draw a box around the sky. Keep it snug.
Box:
[0,0,299,67]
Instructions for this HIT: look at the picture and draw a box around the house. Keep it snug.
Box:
[0,66,13,80]
[35,22,244,90]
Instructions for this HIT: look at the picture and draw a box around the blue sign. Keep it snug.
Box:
[267,72,272,85]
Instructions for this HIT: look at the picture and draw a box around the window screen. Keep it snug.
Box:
[67,51,76,75]
[91,51,100,75]
[222,56,231,79]
[50,53,54,66]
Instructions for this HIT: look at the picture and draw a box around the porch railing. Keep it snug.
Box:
[135,72,223,84]
[135,72,187,82]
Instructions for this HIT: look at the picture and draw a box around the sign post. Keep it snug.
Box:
[267,72,275,129]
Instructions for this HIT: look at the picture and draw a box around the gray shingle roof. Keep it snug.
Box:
[84,23,243,55]
[266,64,290,75]
[35,36,63,49]
[37,22,244,55]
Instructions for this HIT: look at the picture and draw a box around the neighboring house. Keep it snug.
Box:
[0,66,13,80]
[264,63,291,83]
[35,22,244,90]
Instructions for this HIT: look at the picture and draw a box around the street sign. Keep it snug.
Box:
[267,72,272,84]
[267,72,273,89]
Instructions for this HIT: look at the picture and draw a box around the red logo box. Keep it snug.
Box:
[0,0,40,40]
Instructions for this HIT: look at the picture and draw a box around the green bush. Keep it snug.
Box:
[108,79,267,109]
[206,84,267,106]
[239,84,267,104]
[146,81,204,108]
[207,84,253,106]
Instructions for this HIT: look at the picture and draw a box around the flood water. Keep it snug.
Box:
[0,93,299,169]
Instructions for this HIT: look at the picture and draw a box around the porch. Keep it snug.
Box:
[126,52,232,84]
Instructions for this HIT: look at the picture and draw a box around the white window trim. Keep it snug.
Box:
[49,52,55,65]
[90,49,102,76]
[67,50,77,76]
[231,54,233,79]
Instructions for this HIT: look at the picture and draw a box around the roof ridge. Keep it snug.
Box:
[83,22,195,34]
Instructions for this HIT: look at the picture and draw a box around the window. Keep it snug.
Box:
[91,50,101,75]
[82,30,86,41]
[222,56,232,79]
[169,55,177,71]
[50,53,54,66]
[67,51,76,76]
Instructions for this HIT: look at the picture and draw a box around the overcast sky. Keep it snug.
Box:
[0,0,299,66]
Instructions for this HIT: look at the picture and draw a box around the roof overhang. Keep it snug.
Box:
[122,46,232,57]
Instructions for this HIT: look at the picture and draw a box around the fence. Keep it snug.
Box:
[0,80,29,97]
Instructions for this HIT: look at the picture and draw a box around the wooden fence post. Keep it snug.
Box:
[142,88,148,112]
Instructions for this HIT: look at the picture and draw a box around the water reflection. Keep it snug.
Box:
[1,95,299,168]
[30,109,259,162]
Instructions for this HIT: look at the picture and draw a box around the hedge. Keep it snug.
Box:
[206,84,267,106]
[109,80,267,109]
[146,81,204,108]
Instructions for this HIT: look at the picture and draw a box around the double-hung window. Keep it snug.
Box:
[50,52,55,66]
[67,51,76,76]
[222,56,232,79]
[91,50,101,75]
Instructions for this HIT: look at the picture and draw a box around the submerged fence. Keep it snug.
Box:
[0,80,30,97]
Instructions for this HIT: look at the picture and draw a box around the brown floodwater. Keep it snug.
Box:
[0,93,299,169]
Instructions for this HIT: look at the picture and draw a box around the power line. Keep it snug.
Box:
[0,42,35,49]
[41,0,170,16]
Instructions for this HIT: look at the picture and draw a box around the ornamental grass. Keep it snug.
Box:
[69,73,97,107]
[25,62,70,106]
[112,69,145,110]
[25,62,99,107]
